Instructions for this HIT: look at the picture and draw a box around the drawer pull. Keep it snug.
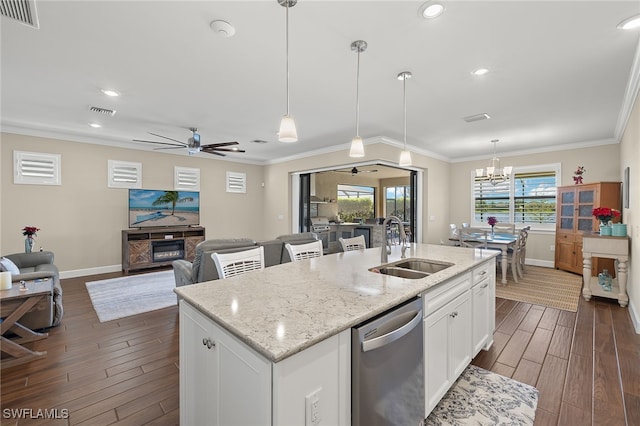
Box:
[478,270,487,276]
[450,311,458,318]
[202,337,216,349]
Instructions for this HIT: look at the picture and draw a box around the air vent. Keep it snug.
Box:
[90,106,116,116]
[463,113,491,123]
[1,0,39,28]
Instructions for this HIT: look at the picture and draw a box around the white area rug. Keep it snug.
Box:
[426,365,539,425]
[85,270,176,322]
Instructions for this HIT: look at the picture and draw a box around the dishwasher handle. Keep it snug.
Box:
[362,309,422,353]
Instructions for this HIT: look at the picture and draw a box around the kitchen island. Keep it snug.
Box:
[175,243,497,425]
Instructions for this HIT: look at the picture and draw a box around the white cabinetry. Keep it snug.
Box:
[472,260,495,356]
[423,258,496,417]
[180,301,271,426]
[180,300,350,425]
[423,272,472,415]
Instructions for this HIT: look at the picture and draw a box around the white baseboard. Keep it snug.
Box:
[628,299,640,334]
[60,264,122,279]
[524,259,554,268]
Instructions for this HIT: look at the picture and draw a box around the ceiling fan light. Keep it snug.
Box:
[618,14,640,30]
[349,136,365,158]
[278,115,298,142]
[399,150,412,167]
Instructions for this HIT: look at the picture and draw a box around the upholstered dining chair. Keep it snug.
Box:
[285,240,323,261]
[211,246,265,279]
[339,235,366,252]
[493,222,516,234]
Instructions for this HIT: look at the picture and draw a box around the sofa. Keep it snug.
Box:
[0,251,63,330]
[172,233,318,287]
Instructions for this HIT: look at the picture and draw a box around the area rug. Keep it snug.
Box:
[496,265,582,312]
[426,365,539,425]
[85,270,176,322]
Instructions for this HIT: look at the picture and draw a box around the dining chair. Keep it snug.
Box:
[493,223,516,234]
[211,246,265,279]
[285,240,323,261]
[517,226,531,276]
[458,227,489,249]
[339,235,366,252]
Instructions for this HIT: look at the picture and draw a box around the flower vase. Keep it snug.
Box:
[491,226,495,238]
[600,221,612,236]
[25,236,34,253]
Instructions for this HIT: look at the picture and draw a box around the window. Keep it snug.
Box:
[337,184,374,223]
[385,185,411,222]
[14,150,61,185]
[472,164,558,230]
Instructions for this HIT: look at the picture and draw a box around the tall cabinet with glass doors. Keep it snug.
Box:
[555,182,621,275]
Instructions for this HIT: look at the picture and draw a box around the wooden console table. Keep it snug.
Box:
[1,280,53,369]
[582,234,629,307]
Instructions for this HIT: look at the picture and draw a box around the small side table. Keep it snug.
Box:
[582,234,629,307]
[0,279,53,369]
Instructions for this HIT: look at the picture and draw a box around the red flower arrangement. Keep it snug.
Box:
[592,207,620,223]
[22,226,40,237]
[487,216,498,226]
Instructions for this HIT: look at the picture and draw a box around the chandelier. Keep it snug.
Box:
[475,139,512,185]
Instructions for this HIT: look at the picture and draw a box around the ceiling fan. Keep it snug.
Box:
[336,167,378,175]
[133,127,245,156]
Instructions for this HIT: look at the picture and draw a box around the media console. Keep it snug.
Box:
[122,226,205,274]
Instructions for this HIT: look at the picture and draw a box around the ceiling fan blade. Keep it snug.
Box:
[203,147,246,153]
[132,139,185,148]
[152,146,185,151]
[201,150,226,157]
[201,141,240,149]
[148,132,187,145]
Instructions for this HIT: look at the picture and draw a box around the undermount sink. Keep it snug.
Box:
[370,258,453,279]
[372,267,428,280]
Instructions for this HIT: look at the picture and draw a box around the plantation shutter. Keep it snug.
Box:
[473,178,510,223]
[14,151,61,185]
[513,171,557,224]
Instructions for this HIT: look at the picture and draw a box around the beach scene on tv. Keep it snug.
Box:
[129,190,200,227]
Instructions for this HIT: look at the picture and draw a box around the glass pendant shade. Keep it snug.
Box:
[349,136,365,157]
[399,150,412,167]
[278,114,298,142]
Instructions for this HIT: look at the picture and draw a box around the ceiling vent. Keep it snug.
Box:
[89,106,116,116]
[463,113,491,123]
[1,0,39,28]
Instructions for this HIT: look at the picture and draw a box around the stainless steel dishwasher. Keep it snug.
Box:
[352,296,424,426]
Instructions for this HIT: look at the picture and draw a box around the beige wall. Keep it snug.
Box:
[1,133,265,275]
[449,144,622,266]
[620,93,639,330]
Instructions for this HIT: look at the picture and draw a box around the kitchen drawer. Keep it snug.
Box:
[423,272,472,317]
[472,261,492,285]
[556,233,577,243]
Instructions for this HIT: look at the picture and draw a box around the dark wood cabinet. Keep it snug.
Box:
[555,182,620,275]
[122,226,205,273]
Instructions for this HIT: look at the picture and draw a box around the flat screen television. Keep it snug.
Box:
[129,189,200,228]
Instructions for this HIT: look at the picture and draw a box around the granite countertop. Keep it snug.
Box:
[175,243,497,363]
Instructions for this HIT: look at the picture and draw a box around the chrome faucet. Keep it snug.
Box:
[381,215,407,263]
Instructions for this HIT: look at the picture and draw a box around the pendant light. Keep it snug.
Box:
[349,40,367,158]
[397,71,412,166]
[278,0,298,142]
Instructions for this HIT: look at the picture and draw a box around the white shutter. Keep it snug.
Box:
[174,167,200,191]
[226,172,246,193]
[108,160,142,188]
[14,151,61,185]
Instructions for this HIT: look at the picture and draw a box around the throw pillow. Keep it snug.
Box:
[0,257,20,275]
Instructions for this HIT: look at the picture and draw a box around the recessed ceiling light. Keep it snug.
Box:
[472,68,489,76]
[88,123,102,128]
[419,2,445,19]
[101,89,119,97]
[618,14,640,30]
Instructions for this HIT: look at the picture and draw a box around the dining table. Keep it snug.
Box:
[452,231,518,285]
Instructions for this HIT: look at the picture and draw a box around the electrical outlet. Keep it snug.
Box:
[550,244,555,251]
[305,388,321,426]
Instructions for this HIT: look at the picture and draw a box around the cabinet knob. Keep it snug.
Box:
[202,337,216,349]
[450,311,458,318]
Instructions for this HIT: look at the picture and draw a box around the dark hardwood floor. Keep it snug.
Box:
[2,271,639,425]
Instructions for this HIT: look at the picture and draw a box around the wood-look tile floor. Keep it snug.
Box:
[1,272,639,425]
